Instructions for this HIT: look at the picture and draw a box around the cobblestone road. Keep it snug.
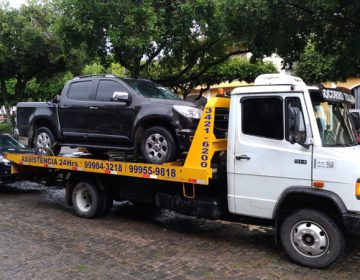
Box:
[0,181,360,279]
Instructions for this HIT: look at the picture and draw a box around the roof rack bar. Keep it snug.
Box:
[73,74,117,79]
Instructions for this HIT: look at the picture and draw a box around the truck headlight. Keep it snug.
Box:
[173,105,202,119]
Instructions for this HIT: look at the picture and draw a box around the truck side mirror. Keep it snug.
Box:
[288,107,307,146]
[350,111,360,131]
[112,91,130,103]
[52,95,60,104]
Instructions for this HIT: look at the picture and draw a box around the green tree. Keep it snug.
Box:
[293,42,337,84]
[281,0,360,78]
[156,57,277,98]
[58,0,249,89]
[26,71,74,101]
[226,0,360,78]
[0,2,66,106]
[82,62,106,75]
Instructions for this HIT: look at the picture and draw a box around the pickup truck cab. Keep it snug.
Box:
[17,75,202,163]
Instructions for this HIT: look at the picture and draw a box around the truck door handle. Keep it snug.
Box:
[236,154,251,160]
[89,106,98,110]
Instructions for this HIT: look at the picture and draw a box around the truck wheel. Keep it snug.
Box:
[140,126,177,164]
[72,181,103,218]
[33,127,60,156]
[280,209,344,268]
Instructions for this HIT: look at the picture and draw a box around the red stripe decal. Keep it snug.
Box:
[105,170,111,174]
[44,164,49,168]
[188,179,197,183]
[143,174,150,178]
[72,167,78,171]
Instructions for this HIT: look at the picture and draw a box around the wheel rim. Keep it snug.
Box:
[290,220,329,258]
[36,132,51,154]
[75,186,92,213]
[145,133,168,161]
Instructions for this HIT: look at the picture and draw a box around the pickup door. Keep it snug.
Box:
[58,80,96,140]
[85,79,134,144]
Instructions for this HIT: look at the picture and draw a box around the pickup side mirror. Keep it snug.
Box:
[112,91,129,102]
[288,107,307,147]
[350,111,360,131]
[52,95,60,104]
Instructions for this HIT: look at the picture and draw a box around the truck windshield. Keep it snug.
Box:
[124,79,181,100]
[312,101,357,146]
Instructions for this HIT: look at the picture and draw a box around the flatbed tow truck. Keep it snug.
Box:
[5,74,360,268]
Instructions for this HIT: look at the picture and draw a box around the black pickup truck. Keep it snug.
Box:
[17,75,202,163]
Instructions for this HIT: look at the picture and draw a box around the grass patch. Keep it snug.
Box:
[0,122,11,133]
[78,264,88,272]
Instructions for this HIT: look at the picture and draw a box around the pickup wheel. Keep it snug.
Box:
[72,181,104,218]
[280,209,344,268]
[33,127,60,156]
[140,126,177,164]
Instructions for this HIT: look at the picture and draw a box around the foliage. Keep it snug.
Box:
[57,0,249,90]
[107,62,126,77]
[0,121,11,133]
[28,72,74,101]
[225,0,313,69]
[0,2,66,105]
[293,42,337,84]
[82,62,106,76]
[0,1,93,111]
[283,0,360,79]
[81,61,127,77]
[1,0,358,106]
[201,57,277,84]
[175,57,277,98]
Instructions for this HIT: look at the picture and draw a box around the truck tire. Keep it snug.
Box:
[280,209,344,268]
[140,126,177,164]
[33,127,60,156]
[72,181,104,218]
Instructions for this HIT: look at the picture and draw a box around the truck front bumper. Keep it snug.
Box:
[343,212,360,234]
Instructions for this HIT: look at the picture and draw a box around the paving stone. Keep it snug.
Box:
[0,182,360,279]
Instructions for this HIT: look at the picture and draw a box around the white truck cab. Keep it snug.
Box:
[227,74,360,267]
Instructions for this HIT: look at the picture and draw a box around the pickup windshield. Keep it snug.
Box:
[312,101,357,146]
[124,79,181,100]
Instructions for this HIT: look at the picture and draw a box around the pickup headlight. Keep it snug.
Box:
[173,105,203,119]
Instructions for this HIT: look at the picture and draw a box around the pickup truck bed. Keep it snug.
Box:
[17,102,57,140]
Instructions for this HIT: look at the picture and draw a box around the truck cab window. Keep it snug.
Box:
[68,81,92,101]
[285,97,306,143]
[96,80,129,102]
[242,97,283,140]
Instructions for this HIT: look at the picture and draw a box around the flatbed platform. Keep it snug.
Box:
[5,97,230,185]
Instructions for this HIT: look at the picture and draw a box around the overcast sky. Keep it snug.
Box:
[9,0,26,9]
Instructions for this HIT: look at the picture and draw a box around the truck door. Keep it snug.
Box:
[86,79,135,144]
[231,94,312,218]
[58,79,96,140]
